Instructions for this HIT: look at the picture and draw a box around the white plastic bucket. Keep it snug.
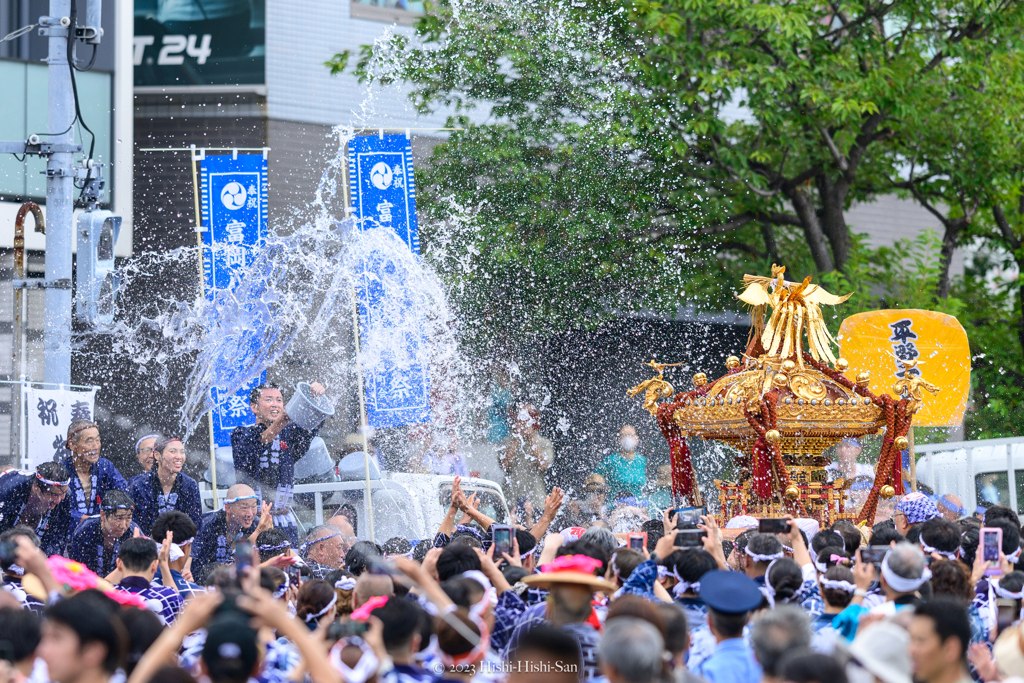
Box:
[293,437,335,479]
[286,382,335,432]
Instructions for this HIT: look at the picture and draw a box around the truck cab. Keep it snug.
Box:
[915,436,1024,518]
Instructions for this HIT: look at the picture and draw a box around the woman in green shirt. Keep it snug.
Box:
[593,425,648,500]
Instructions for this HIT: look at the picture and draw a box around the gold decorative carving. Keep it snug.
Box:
[736,265,852,367]
[628,376,675,417]
[789,371,827,402]
[892,359,940,402]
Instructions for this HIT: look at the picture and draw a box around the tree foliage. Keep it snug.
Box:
[337,0,1024,435]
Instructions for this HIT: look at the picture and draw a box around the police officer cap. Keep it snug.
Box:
[699,570,763,614]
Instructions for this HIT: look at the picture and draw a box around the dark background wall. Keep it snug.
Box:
[530,316,748,493]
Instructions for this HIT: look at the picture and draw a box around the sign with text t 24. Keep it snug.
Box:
[348,134,429,428]
[133,0,265,87]
[200,153,269,446]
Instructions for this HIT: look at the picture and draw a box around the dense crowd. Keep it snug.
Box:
[3,385,1024,683]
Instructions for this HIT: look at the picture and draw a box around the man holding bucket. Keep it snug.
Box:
[231,381,330,543]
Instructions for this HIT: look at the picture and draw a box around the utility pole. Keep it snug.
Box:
[43,0,75,387]
[0,0,108,386]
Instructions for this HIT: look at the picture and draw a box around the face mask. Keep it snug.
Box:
[620,436,639,451]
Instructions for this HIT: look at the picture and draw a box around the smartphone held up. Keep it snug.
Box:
[982,527,1004,576]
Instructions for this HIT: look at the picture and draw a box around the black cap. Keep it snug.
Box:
[699,570,763,614]
[202,614,258,683]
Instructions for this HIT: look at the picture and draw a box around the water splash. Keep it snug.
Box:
[100,133,464,445]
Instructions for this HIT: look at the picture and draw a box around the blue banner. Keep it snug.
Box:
[348,134,430,428]
[200,153,269,446]
[349,134,419,252]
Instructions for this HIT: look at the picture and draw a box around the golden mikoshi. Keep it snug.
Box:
[628,265,939,525]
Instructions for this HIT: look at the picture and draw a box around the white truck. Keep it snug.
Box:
[198,438,511,542]
[915,436,1024,516]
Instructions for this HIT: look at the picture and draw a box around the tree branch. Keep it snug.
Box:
[782,163,824,190]
[993,204,1022,251]
[708,137,782,197]
[720,240,767,259]
[845,111,886,180]
[905,182,952,227]
[816,124,849,172]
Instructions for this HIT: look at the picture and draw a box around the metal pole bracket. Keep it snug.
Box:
[12,278,72,290]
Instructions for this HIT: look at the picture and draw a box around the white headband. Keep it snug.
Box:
[764,558,780,600]
[273,573,290,599]
[225,494,258,504]
[1009,548,1022,564]
[330,639,380,683]
[303,593,338,622]
[335,577,357,591]
[819,577,857,593]
[993,583,1024,600]
[462,570,498,615]
[746,546,784,563]
[920,541,957,561]
[812,554,828,574]
[880,553,932,593]
[35,473,70,488]
[670,567,700,597]
[135,434,161,453]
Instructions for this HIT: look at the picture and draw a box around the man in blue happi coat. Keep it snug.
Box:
[231,382,325,543]
[67,489,141,578]
[128,436,202,534]
[151,510,203,598]
[113,536,183,625]
[0,462,73,556]
[192,483,267,582]
[59,419,129,528]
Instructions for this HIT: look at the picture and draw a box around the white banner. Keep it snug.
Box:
[22,387,98,470]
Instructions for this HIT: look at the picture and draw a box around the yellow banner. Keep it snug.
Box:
[837,309,970,426]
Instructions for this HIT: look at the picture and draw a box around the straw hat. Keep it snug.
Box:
[842,621,913,683]
[583,474,609,493]
[521,555,616,593]
[654,465,673,488]
[521,571,616,592]
[993,624,1024,677]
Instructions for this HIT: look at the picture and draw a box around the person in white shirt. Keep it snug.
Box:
[828,438,875,481]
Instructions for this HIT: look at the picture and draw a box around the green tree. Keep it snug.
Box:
[331,0,1024,437]
[637,0,1024,273]
[337,0,1024,342]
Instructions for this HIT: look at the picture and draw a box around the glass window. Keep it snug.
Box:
[977,472,1009,508]
[353,0,425,13]
[975,471,1024,513]
[1017,473,1024,514]
[0,61,111,203]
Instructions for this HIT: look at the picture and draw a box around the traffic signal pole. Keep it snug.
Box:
[43,0,75,387]
[0,0,107,385]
